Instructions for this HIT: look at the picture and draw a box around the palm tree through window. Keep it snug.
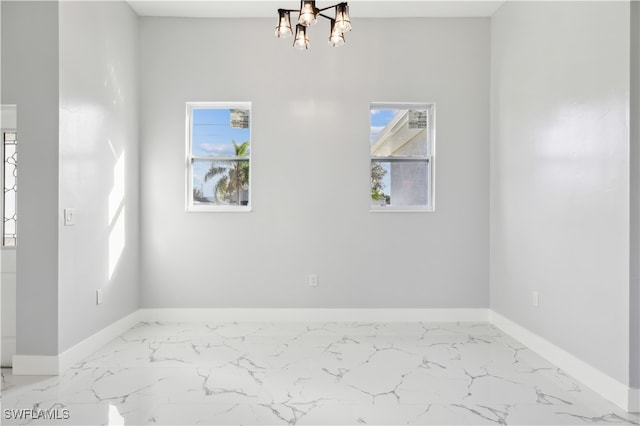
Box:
[187,103,251,211]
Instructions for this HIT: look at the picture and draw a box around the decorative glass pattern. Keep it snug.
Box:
[3,131,17,246]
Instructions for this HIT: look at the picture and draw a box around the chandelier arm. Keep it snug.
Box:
[317,12,334,21]
[281,3,345,17]
[317,3,345,12]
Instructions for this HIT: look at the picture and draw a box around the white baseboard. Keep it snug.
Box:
[12,311,139,375]
[58,311,140,372]
[138,308,490,323]
[9,307,638,414]
[630,387,640,413]
[12,354,59,375]
[1,336,16,368]
[11,309,486,375]
[490,310,632,412]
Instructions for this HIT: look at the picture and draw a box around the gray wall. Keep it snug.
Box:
[631,0,640,391]
[1,0,139,357]
[1,1,60,356]
[58,1,140,353]
[139,18,490,308]
[490,1,631,384]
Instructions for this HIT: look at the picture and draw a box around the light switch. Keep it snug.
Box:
[64,208,76,226]
[532,291,539,308]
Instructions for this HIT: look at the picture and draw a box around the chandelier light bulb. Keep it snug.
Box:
[275,9,293,38]
[328,19,345,47]
[298,1,318,26]
[335,3,351,32]
[293,24,310,50]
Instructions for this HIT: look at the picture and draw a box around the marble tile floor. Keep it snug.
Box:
[1,321,639,425]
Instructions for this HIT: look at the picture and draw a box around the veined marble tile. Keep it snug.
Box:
[2,321,639,425]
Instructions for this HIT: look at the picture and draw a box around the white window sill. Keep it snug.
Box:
[369,206,434,213]
[187,205,252,213]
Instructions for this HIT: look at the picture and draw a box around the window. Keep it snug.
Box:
[370,103,435,211]
[186,103,251,212]
[3,131,17,246]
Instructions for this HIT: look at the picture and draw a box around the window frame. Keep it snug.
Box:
[3,129,17,246]
[185,102,252,213]
[369,102,436,213]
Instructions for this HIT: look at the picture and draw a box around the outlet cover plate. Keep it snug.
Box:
[308,274,318,287]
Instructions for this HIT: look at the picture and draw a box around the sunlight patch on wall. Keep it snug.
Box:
[108,152,125,223]
[108,151,126,280]
[109,206,125,280]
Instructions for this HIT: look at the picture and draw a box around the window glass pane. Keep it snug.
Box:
[3,131,17,246]
[370,107,429,157]
[187,103,251,211]
[371,160,429,208]
[191,108,250,157]
[370,103,433,210]
[192,159,250,206]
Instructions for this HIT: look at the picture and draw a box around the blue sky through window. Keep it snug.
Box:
[370,108,396,145]
[192,108,250,156]
[370,108,397,196]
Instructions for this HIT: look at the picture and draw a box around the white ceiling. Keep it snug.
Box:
[127,0,506,18]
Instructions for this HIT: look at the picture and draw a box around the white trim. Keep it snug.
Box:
[370,207,435,213]
[185,101,252,212]
[630,387,640,413]
[138,308,489,323]
[58,311,140,372]
[8,307,639,414]
[490,310,632,411]
[187,204,252,213]
[12,311,139,375]
[12,355,59,376]
[369,102,436,212]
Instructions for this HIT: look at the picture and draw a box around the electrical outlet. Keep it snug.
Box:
[96,289,103,305]
[308,274,318,287]
[532,291,539,308]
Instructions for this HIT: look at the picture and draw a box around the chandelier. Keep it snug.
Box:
[275,1,352,49]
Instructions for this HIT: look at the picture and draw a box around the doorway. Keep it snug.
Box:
[1,104,17,367]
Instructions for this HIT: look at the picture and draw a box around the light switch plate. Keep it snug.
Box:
[532,291,539,308]
[64,208,76,226]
